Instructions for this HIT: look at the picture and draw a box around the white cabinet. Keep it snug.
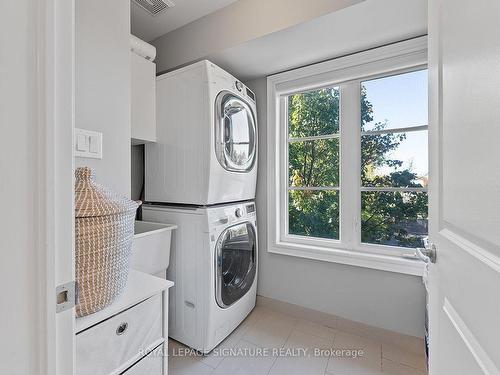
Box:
[131,52,156,144]
[76,270,173,375]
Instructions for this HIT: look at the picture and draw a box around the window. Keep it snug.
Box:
[287,87,340,240]
[267,37,428,275]
[360,71,428,249]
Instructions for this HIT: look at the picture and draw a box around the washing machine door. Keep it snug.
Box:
[215,222,257,308]
[215,91,257,172]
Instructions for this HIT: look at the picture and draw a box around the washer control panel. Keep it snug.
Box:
[208,202,256,228]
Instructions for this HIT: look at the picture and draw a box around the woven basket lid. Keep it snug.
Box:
[75,167,141,218]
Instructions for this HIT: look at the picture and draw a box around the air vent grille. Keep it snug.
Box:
[132,0,175,16]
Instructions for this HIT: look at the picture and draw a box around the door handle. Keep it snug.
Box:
[416,244,437,264]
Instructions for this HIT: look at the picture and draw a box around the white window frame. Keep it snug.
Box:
[267,36,428,276]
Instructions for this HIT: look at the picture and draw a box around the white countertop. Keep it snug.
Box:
[76,270,174,333]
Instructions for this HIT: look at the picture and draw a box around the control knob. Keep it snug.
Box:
[235,208,243,218]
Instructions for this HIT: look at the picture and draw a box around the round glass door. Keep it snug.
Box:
[215,222,256,308]
[215,92,257,172]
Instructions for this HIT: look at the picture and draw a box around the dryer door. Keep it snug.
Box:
[215,92,257,172]
[215,222,256,308]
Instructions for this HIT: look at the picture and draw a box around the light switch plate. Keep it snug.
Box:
[75,128,102,159]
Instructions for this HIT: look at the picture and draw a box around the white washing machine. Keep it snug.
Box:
[145,60,258,206]
[142,201,258,353]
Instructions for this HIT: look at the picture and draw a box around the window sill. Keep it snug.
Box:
[268,240,425,276]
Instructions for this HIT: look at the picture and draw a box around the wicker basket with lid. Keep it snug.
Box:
[75,167,140,317]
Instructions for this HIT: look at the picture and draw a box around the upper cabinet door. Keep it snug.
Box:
[215,92,257,172]
[131,52,156,144]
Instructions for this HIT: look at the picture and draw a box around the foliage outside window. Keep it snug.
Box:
[360,70,428,248]
[286,70,428,249]
[288,87,340,240]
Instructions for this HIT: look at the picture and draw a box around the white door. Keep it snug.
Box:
[0,0,75,374]
[428,0,500,373]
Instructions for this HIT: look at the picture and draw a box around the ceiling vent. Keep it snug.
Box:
[132,0,175,16]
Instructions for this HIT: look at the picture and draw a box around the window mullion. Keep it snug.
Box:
[339,82,361,248]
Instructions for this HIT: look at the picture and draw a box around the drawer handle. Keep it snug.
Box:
[116,322,128,335]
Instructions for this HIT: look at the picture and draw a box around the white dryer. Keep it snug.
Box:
[146,60,258,205]
[142,201,258,353]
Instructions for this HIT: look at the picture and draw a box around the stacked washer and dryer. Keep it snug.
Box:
[142,60,258,353]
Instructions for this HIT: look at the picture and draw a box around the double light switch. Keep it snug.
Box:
[75,128,102,159]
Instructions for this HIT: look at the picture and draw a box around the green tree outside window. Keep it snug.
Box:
[287,85,428,248]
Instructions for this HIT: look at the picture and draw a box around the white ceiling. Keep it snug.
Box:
[208,0,427,81]
[131,0,239,41]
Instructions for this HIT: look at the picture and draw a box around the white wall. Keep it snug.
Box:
[0,1,44,373]
[131,145,144,202]
[75,0,131,197]
[246,77,426,337]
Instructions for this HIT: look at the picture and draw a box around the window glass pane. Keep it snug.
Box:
[361,130,428,188]
[361,191,428,248]
[288,87,340,138]
[289,190,339,240]
[361,70,428,132]
[289,138,339,187]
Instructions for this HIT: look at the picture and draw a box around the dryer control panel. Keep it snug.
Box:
[234,80,256,103]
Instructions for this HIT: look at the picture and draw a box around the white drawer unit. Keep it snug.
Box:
[76,295,162,375]
[76,271,173,375]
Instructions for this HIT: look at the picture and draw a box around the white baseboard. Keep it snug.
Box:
[256,295,424,354]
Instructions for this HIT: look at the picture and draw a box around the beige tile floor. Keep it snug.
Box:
[168,306,427,375]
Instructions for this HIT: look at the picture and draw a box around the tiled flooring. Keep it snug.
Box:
[168,306,427,375]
